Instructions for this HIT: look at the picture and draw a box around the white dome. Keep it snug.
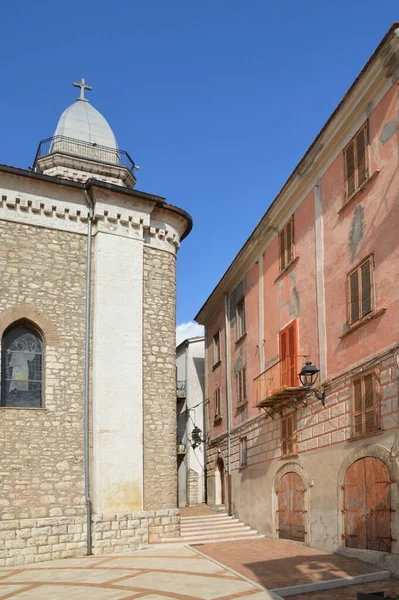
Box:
[54,99,118,150]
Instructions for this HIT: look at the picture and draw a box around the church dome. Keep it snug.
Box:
[54,99,118,150]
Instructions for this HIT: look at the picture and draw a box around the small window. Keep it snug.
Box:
[1,322,43,408]
[213,331,221,365]
[279,217,295,272]
[352,372,380,438]
[214,387,221,419]
[236,297,246,339]
[236,366,247,405]
[240,437,248,467]
[281,411,297,456]
[344,122,368,199]
[348,256,374,326]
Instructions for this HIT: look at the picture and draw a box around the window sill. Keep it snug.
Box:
[349,429,383,442]
[0,406,46,410]
[340,307,386,339]
[236,400,248,410]
[235,332,247,345]
[338,170,380,215]
[275,255,299,282]
[212,360,222,371]
[214,415,223,424]
[239,464,248,470]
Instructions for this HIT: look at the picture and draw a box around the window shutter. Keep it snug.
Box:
[287,414,293,454]
[356,126,367,187]
[243,367,247,399]
[353,378,363,435]
[350,270,360,324]
[279,230,286,271]
[282,417,287,455]
[345,141,356,197]
[364,373,375,434]
[286,219,293,264]
[361,260,372,318]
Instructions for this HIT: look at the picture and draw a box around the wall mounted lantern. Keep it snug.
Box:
[190,425,205,449]
[298,361,325,406]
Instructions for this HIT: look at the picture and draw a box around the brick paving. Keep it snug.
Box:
[289,578,399,599]
[193,538,386,589]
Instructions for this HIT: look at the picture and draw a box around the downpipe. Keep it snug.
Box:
[83,185,94,555]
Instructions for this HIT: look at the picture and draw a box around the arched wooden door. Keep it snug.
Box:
[277,472,305,542]
[215,458,225,505]
[344,457,391,552]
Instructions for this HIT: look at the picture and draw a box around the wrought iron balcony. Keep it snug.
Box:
[33,135,136,174]
[254,355,309,417]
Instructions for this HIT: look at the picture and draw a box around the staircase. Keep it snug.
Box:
[161,510,264,545]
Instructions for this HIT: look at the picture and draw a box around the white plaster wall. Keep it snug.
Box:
[92,231,143,513]
[186,339,205,504]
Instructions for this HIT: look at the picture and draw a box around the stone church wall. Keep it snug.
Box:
[142,246,178,515]
[0,220,87,565]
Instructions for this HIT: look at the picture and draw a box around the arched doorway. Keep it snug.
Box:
[215,458,225,505]
[344,457,391,552]
[276,472,305,542]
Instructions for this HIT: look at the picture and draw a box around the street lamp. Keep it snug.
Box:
[298,361,325,406]
[191,425,205,449]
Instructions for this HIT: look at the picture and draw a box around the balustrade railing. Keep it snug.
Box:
[253,355,309,406]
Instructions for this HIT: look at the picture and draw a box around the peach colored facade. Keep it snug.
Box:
[196,25,399,573]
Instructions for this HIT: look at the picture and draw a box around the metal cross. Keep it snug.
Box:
[73,78,92,100]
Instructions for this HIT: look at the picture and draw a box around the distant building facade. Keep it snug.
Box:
[0,81,192,565]
[196,24,399,574]
[176,337,205,507]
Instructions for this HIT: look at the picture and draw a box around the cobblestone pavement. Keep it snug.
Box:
[194,538,387,589]
[0,545,272,600]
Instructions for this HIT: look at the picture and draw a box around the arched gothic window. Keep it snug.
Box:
[1,322,43,408]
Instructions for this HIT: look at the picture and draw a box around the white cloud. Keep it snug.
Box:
[176,321,204,346]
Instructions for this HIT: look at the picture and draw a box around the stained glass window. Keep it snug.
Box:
[1,323,43,407]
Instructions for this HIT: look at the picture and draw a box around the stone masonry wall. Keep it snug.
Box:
[143,247,178,512]
[187,469,199,506]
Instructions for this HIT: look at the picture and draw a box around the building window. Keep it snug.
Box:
[344,122,368,199]
[236,366,247,405]
[279,217,295,272]
[281,411,297,456]
[352,372,380,438]
[348,256,374,326]
[214,387,221,420]
[236,297,246,339]
[240,437,248,467]
[213,331,221,365]
[1,322,43,408]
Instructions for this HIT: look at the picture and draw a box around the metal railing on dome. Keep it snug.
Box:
[33,135,136,174]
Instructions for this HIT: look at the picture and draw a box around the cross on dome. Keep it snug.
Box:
[73,78,92,101]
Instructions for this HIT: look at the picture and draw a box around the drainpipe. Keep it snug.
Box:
[83,184,94,555]
[224,294,232,515]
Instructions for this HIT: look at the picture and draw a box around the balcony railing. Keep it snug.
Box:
[33,135,136,173]
[254,355,309,409]
[176,380,186,399]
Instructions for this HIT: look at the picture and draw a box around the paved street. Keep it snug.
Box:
[0,545,272,600]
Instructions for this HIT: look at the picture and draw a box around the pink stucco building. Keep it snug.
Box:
[196,23,399,573]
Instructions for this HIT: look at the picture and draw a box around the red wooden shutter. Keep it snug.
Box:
[279,230,286,271]
[345,141,356,197]
[286,219,293,265]
[364,373,376,434]
[350,270,360,324]
[361,259,372,318]
[280,331,287,386]
[243,367,247,399]
[353,378,363,436]
[356,126,368,187]
[288,324,296,386]
[282,417,288,456]
[287,414,293,455]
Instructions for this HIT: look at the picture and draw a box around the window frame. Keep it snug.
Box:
[214,387,222,421]
[351,369,380,439]
[343,121,369,201]
[239,436,248,467]
[236,365,247,406]
[213,331,221,366]
[236,297,246,340]
[279,216,295,273]
[347,254,374,327]
[281,411,297,457]
[1,320,44,409]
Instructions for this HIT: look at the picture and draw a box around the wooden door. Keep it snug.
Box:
[344,457,391,552]
[277,472,305,542]
[280,321,298,387]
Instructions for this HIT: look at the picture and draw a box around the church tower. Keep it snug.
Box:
[0,81,191,564]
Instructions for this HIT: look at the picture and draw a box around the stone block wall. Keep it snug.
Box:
[142,247,177,509]
[187,469,199,506]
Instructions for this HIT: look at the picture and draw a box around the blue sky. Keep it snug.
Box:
[0,1,397,340]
